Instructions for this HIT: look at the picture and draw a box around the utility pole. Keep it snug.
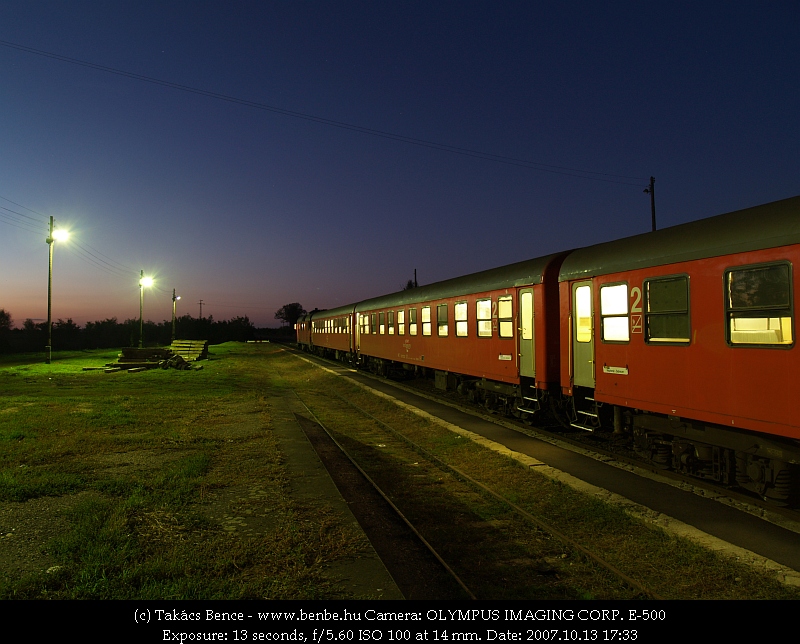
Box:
[139,270,145,348]
[46,216,54,364]
[199,300,204,318]
[644,176,656,231]
[172,289,180,342]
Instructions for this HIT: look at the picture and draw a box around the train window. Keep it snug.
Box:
[600,283,629,342]
[371,313,377,335]
[498,296,513,338]
[409,308,417,336]
[726,263,793,346]
[575,286,592,342]
[520,292,533,341]
[437,304,449,336]
[398,310,405,335]
[388,311,395,335]
[422,306,432,336]
[455,302,468,337]
[379,312,385,334]
[645,276,691,343]
[477,298,492,337]
[360,314,369,335]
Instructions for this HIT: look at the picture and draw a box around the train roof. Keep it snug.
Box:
[305,304,358,320]
[559,195,800,281]
[354,252,567,312]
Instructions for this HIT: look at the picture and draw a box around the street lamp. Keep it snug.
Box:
[46,216,69,364]
[172,288,181,342]
[139,270,154,348]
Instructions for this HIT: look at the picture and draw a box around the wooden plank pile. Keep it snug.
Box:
[97,341,208,372]
[169,339,209,361]
[113,347,172,370]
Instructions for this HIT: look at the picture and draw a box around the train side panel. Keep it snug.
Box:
[308,306,357,356]
[356,287,524,385]
[587,245,800,441]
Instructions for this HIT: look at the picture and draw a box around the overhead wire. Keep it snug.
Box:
[0,39,649,187]
[0,192,142,282]
[0,209,47,236]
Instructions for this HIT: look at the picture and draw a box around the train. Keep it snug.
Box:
[296,195,800,506]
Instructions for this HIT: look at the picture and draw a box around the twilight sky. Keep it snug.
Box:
[1,2,798,328]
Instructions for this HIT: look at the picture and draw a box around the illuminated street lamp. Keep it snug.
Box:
[172,288,181,342]
[46,216,69,364]
[139,270,154,348]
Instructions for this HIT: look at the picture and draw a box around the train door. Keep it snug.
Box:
[519,288,535,378]
[572,282,595,387]
[355,313,362,355]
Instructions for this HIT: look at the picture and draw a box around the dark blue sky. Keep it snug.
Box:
[1,2,798,327]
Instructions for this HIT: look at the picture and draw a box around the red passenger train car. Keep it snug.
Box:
[300,304,357,361]
[351,253,568,408]
[298,196,800,504]
[558,196,800,502]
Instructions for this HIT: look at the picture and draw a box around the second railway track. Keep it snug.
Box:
[290,383,664,600]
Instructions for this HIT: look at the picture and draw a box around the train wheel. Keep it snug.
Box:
[736,453,797,506]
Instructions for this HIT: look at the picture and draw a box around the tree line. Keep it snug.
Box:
[0,309,272,354]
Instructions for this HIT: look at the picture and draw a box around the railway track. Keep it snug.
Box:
[283,372,665,600]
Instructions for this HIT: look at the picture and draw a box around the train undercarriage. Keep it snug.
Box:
[565,387,800,507]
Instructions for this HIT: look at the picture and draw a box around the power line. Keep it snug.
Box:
[0,195,49,222]
[0,191,141,278]
[0,39,649,187]
[0,210,47,236]
[0,204,48,225]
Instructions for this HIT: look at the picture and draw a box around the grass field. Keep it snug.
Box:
[0,343,369,599]
[1,343,798,599]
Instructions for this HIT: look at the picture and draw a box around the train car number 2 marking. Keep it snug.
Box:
[630,287,643,334]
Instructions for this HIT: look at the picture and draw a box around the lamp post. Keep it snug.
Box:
[172,288,181,342]
[46,216,69,364]
[138,270,153,348]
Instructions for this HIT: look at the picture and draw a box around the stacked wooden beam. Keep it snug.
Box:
[169,339,209,361]
[113,347,172,370]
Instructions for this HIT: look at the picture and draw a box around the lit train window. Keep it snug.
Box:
[371,313,377,334]
[498,296,513,338]
[398,310,405,335]
[726,263,793,346]
[455,302,468,337]
[360,314,369,334]
[600,283,629,342]
[409,308,417,335]
[477,298,492,337]
[646,276,691,343]
[422,306,432,336]
[388,311,395,334]
[575,286,592,342]
[437,304,449,336]
[379,312,385,334]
